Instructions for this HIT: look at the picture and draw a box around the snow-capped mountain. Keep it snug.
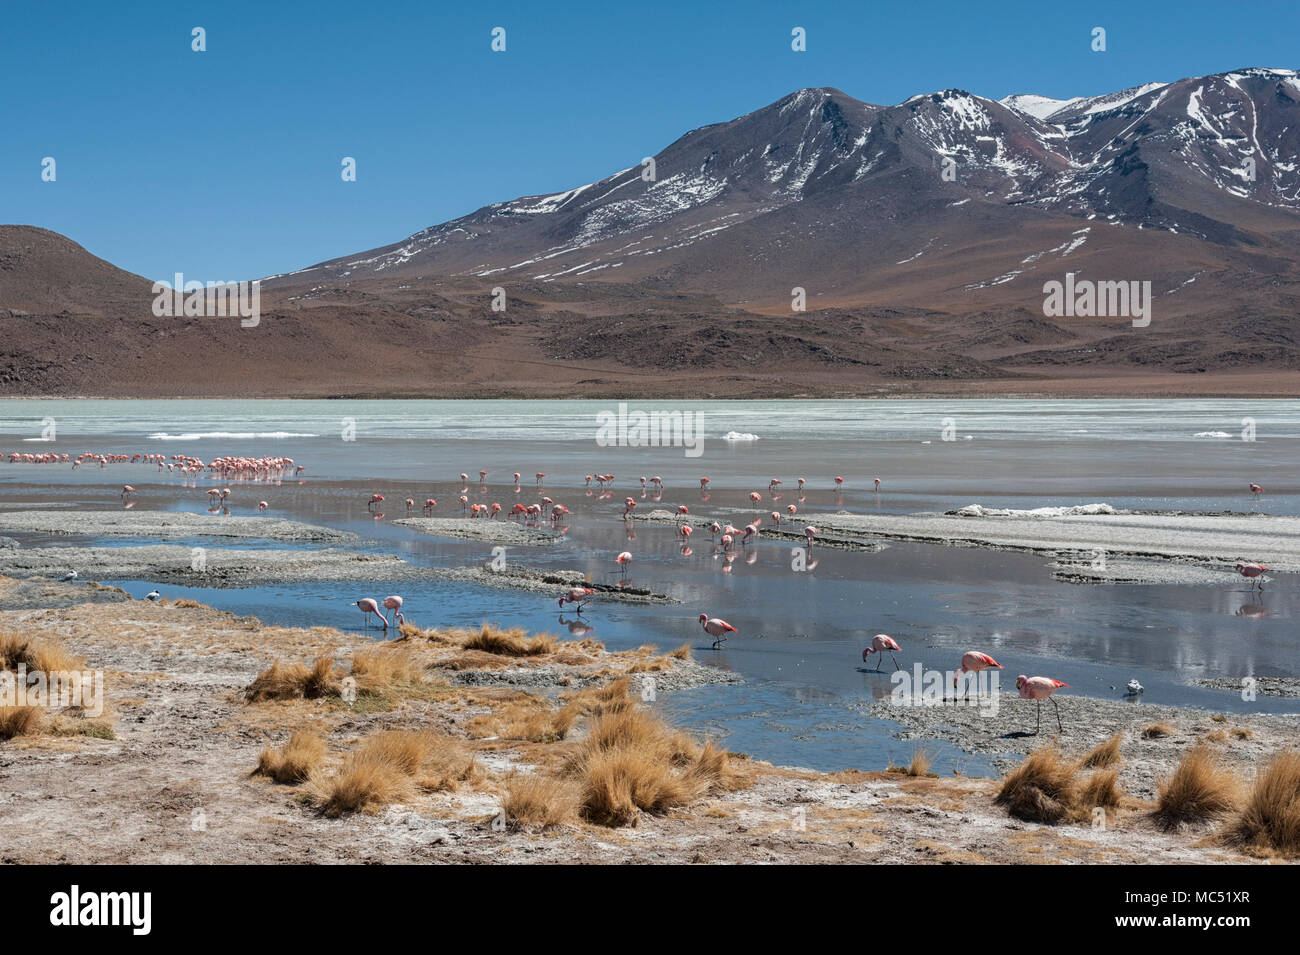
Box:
[264,67,1300,324]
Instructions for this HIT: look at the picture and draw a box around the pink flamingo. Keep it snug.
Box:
[490,502,502,519]
[1236,562,1270,590]
[382,595,404,628]
[1249,483,1263,500]
[770,510,782,526]
[834,476,844,490]
[367,493,385,511]
[804,525,817,546]
[258,501,269,511]
[558,586,595,613]
[513,472,521,485]
[1016,675,1069,734]
[615,551,633,576]
[786,504,797,516]
[479,470,488,482]
[700,613,737,649]
[699,477,710,489]
[797,478,806,491]
[679,524,693,541]
[874,478,881,491]
[120,485,136,498]
[769,478,783,491]
[405,498,415,513]
[536,472,546,485]
[422,498,437,514]
[748,492,762,506]
[862,634,902,671]
[355,597,388,630]
[460,473,469,483]
[953,651,1002,701]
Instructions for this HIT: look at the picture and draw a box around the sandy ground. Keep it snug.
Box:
[0,576,1288,864]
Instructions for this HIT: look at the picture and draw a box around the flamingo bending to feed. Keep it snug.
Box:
[804,525,817,546]
[558,586,595,612]
[367,493,385,510]
[874,478,881,491]
[953,651,1002,700]
[615,551,633,575]
[121,485,136,498]
[699,477,710,489]
[862,634,902,672]
[258,501,269,511]
[700,613,737,649]
[1016,675,1069,734]
[1236,562,1270,589]
[355,597,388,630]
[423,498,437,514]
[1249,483,1263,500]
[834,476,844,490]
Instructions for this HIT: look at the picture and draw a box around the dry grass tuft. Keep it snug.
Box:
[1142,722,1175,739]
[1232,728,1253,740]
[887,749,936,777]
[244,655,340,702]
[255,732,327,784]
[1079,767,1123,809]
[502,774,579,829]
[349,645,428,694]
[469,697,578,743]
[462,624,557,657]
[564,705,748,827]
[1081,732,1123,769]
[307,730,479,816]
[0,705,41,740]
[0,631,83,675]
[1224,750,1300,857]
[996,744,1079,823]
[172,598,205,609]
[1154,745,1240,830]
[669,643,692,661]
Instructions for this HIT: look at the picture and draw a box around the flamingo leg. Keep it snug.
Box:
[1035,700,1042,735]
[891,653,900,672]
[1051,696,1063,733]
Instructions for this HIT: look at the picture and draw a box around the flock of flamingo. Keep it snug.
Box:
[4,451,1278,736]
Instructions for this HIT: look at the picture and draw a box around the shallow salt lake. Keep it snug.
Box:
[2,398,1298,774]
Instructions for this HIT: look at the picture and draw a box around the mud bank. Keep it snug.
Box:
[0,545,415,586]
[813,510,1300,578]
[0,509,353,543]
[393,517,564,546]
[435,563,676,604]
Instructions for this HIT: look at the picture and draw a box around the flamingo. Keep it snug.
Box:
[258,501,268,511]
[804,525,817,546]
[513,472,521,485]
[460,473,469,483]
[615,551,633,576]
[720,533,733,551]
[1236,562,1270,589]
[770,510,782,526]
[796,478,806,491]
[558,586,595,613]
[1249,483,1263,501]
[700,613,737,649]
[422,498,437,514]
[749,492,762,506]
[382,595,404,629]
[679,524,693,541]
[862,634,902,672]
[874,478,881,492]
[953,651,1002,701]
[459,495,469,514]
[536,472,546,486]
[1016,675,1069,734]
[769,478,783,491]
[479,470,488,483]
[355,597,388,630]
[623,497,637,518]
[120,484,136,499]
[490,502,502,519]
[834,476,844,490]
[699,477,710,489]
[367,493,385,511]
[405,498,415,513]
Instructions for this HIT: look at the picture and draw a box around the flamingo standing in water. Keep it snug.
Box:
[834,476,844,491]
[1249,483,1264,501]
[699,477,710,490]
[355,597,388,630]
[383,595,405,629]
[748,492,762,506]
[121,485,136,499]
[536,472,546,486]
[367,493,385,511]
[804,525,817,546]
[615,551,633,576]
[623,498,637,518]
[558,586,595,613]
[796,478,806,491]
[862,634,902,671]
[1016,675,1069,734]
[953,651,1002,701]
[700,613,737,649]
[1236,562,1270,590]
[874,478,881,492]
[405,498,415,514]
[258,501,269,511]
[422,498,437,514]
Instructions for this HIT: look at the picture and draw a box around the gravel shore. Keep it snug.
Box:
[393,517,564,546]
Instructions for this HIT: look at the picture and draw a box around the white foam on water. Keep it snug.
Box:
[953,503,1118,518]
[147,431,319,441]
[721,431,760,442]
[1193,431,1232,438]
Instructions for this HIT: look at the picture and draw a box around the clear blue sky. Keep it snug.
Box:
[4,0,1296,281]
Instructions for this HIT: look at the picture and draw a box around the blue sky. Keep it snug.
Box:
[4,0,1296,281]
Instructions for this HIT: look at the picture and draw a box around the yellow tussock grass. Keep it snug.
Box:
[244,655,339,702]
[1154,745,1240,830]
[1224,750,1300,857]
[255,732,327,784]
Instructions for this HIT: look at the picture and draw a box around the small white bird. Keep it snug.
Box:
[1125,679,1144,695]
[59,571,78,581]
[146,590,161,602]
